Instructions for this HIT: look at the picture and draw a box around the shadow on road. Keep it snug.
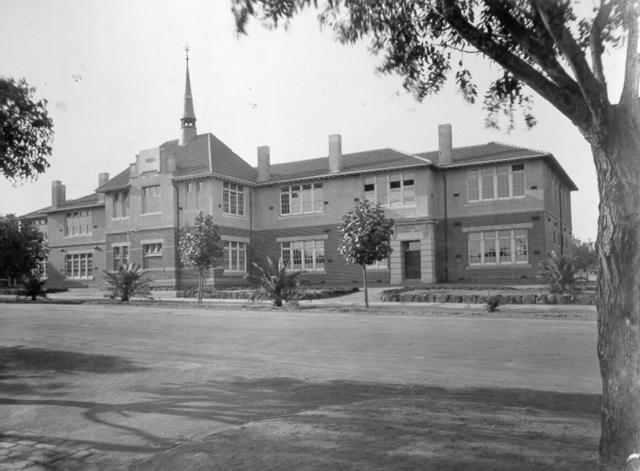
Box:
[0,373,601,470]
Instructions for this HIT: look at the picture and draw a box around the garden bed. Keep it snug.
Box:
[380,287,595,305]
[176,286,359,301]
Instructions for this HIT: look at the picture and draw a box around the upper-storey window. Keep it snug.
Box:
[32,218,47,236]
[142,185,160,214]
[112,191,129,218]
[280,183,323,215]
[223,181,244,216]
[362,173,415,207]
[65,210,92,237]
[467,164,525,202]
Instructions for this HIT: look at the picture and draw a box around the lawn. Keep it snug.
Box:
[0,303,600,470]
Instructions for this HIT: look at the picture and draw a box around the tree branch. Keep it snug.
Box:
[620,1,640,105]
[485,0,580,93]
[530,0,609,117]
[438,0,592,129]
[590,0,615,87]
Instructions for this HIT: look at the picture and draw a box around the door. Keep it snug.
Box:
[404,241,421,279]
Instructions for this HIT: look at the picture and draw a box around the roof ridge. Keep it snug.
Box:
[487,140,550,155]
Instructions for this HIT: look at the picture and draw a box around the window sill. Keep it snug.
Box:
[223,213,247,218]
[467,195,526,203]
[111,216,130,221]
[142,212,162,216]
[287,270,326,274]
[223,270,247,276]
[64,234,94,239]
[65,277,93,280]
[384,204,417,209]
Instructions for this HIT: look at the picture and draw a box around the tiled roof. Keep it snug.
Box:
[415,142,546,165]
[97,167,130,192]
[171,133,257,182]
[46,193,102,213]
[20,206,51,219]
[263,148,429,183]
[416,142,577,191]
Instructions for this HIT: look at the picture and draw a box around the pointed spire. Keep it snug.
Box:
[180,46,197,145]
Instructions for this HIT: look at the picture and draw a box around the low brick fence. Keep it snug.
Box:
[379,289,594,305]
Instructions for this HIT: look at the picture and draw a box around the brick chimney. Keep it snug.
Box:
[257,146,271,182]
[328,134,342,173]
[438,124,453,165]
[98,172,109,187]
[51,180,66,208]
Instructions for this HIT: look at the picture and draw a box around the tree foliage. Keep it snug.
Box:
[251,256,305,307]
[572,237,597,273]
[0,215,48,285]
[103,263,152,302]
[538,250,577,294]
[178,212,224,303]
[338,198,394,307]
[0,77,54,181]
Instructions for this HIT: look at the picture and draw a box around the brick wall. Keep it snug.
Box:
[436,211,547,283]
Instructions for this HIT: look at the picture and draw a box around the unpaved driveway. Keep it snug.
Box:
[0,304,600,469]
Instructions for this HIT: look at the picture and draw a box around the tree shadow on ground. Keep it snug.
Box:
[0,375,600,470]
[0,345,147,377]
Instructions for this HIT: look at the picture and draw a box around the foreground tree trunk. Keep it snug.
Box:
[362,264,369,308]
[592,104,640,471]
[198,270,204,304]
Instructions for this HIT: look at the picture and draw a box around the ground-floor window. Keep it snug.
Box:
[281,239,325,271]
[65,253,93,279]
[142,242,163,269]
[468,229,528,265]
[112,245,129,270]
[222,241,247,272]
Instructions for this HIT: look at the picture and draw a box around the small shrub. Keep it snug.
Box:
[18,276,47,301]
[250,256,305,307]
[538,251,577,295]
[104,263,152,302]
[483,294,502,312]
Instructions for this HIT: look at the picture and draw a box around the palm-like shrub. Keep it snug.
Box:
[251,256,304,307]
[19,275,47,301]
[104,263,152,302]
[538,251,577,294]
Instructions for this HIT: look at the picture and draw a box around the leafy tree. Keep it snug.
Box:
[103,263,152,302]
[233,1,640,467]
[572,238,597,273]
[539,250,578,294]
[0,215,48,286]
[178,212,224,304]
[251,255,305,307]
[0,78,53,181]
[338,198,394,308]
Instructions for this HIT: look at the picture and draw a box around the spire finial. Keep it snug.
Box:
[185,44,190,62]
[180,46,197,145]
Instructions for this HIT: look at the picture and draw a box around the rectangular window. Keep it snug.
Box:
[112,245,129,270]
[402,174,415,205]
[112,191,129,218]
[65,253,93,278]
[280,239,325,271]
[222,241,247,272]
[280,183,324,215]
[65,210,92,237]
[223,181,244,216]
[142,185,160,214]
[363,176,376,201]
[142,242,162,269]
[468,229,529,265]
[196,181,205,209]
[467,164,526,202]
[113,193,120,218]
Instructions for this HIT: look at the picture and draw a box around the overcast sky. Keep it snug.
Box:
[1,0,623,241]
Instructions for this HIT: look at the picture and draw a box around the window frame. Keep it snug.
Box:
[280,183,324,216]
[467,164,526,202]
[467,229,529,266]
[64,252,93,279]
[223,181,245,216]
[64,210,92,237]
[280,239,325,271]
[141,185,161,214]
[222,241,247,272]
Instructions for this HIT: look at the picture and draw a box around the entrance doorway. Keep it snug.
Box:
[403,241,421,280]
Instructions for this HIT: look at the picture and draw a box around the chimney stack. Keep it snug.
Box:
[51,180,66,208]
[438,124,453,165]
[257,146,271,182]
[98,172,109,187]
[328,134,342,173]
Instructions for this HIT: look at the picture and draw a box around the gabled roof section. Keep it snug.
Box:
[97,167,131,193]
[263,148,430,183]
[170,133,257,182]
[45,192,103,213]
[416,142,577,191]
